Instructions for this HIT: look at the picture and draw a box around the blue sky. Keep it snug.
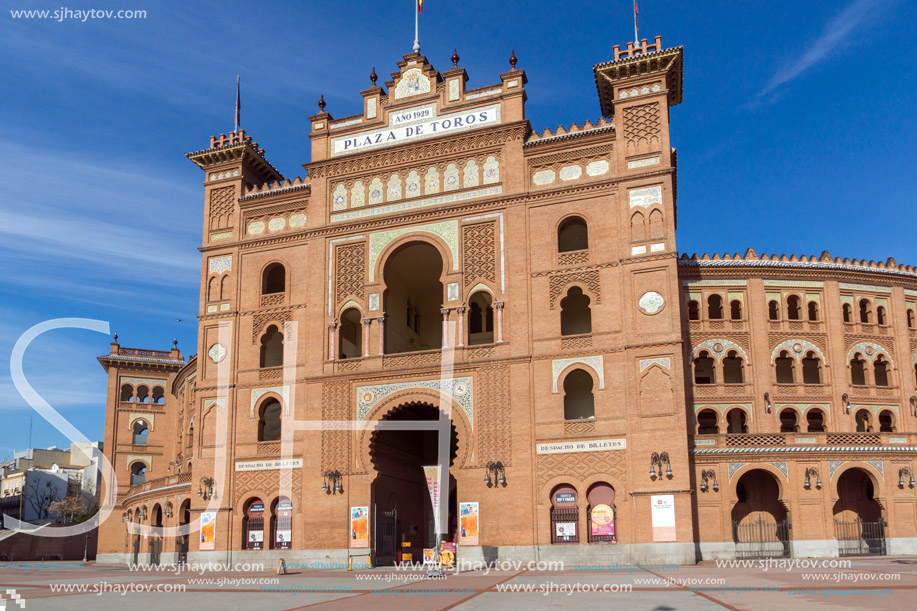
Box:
[0,0,914,455]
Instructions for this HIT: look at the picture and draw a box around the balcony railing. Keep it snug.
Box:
[694,432,911,449]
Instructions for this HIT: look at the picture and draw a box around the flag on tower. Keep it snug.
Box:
[234,74,241,132]
[418,0,423,14]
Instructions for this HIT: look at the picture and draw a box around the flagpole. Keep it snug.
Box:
[413,0,420,53]
[634,1,639,45]
[234,74,240,133]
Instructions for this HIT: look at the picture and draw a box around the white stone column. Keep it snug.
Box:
[495,301,505,343]
[362,318,373,357]
[441,308,451,349]
[328,322,338,361]
[456,306,466,347]
[376,315,387,355]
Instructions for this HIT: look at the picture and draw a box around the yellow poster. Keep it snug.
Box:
[459,502,479,545]
[350,506,369,548]
[200,511,216,550]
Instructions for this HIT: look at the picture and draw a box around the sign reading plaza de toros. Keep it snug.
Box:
[330,103,501,157]
[535,438,627,455]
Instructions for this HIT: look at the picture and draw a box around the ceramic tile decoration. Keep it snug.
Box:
[629,185,662,208]
[847,341,891,364]
[448,79,460,101]
[639,291,665,314]
[368,220,459,282]
[482,156,499,184]
[839,282,891,294]
[208,343,226,363]
[463,160,480,187]
[533,169,555,185]
[369,178,384,206]
[763,280,824,288]
[559,165,582,181]
[771,339,825,363]
[210,231,232,241]
[394,68,431,99]
[639,357,671,371]
[368,293,380,311]
[405,170,421,198]
[288,213,306,228]
[586,160,610,176]
[424,167,440,194]
[631,245,647,255]
[366,97,377,119]
[447,282,460,302]
[551,356,605,393]
[250,385,291,417]
[208,256,231,274]
[444,163,460,191]
[268,217,286,231]
[350,181,365,207]
[356,377,473,427]
[386,174,402,201]
[691,339,749,363]
[333,184,348,210]
[248,221,265,235]
[331,186,501,223]
[627,156,660,170]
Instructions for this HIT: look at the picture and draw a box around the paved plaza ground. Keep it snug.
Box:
[1,556,915,610]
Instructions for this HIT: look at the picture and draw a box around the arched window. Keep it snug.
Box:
[563,369,595,420]
[383,241,443,354]
[779,408,798,433]
[726,408,747,434]
[207,277,218,302]
[136,385,150,404]
[722,351,744,384]
[260,325,284,368]
[859,299,871,323]
[768,300,780,320]
[850,353,867,386]
[787,295,801,320]
[648,209,664,240]
[687,300,700,320]
[130,462,147,485]
[696,409,719,434]
[908,309,916,328]
[120,384,134,402]
[258,400,282,442]
[132,420,149,445]
[707,294,723,320]
[878,410,895,433]
[730,300,742,320]
[468,292,494,345]
[801,351,821,385]
[855,409,871,433]
[693,351,715,384]
[262,263,285,295]
[842,303,853,323]
[806,408,826,432]
[557,217,588,252]
[152,387,165,404]
[550,485,580,544]
[220,275,230,300]
[873,355,890,387]
[560,286,592,335]
[876,305,887,326]
[586,482,616,543]
[775,350,795,384]
[807,301,818,321]
[339,308,362,359]
[630,212,646,243]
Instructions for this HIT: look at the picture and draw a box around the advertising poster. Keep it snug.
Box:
[590,504,614,537]
[422,465,442,532]
[200,512,216,550]
[423,548,436,564]
[350,506,369,548]
[555,522,576,538]
[248,530,264,546]
[459,502,479,545]
[651,494,676,542]
[275,529,292,546]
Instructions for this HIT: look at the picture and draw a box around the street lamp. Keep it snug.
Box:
[198,477,216,500]
[650,452,672,480]
[484,461,506,488]
[700,469,718,492]
[321,470,343,495]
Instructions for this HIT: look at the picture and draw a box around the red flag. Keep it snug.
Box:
[418,0,423,14]
[634,0,638,15]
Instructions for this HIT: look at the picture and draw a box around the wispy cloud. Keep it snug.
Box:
[757,0,891,101]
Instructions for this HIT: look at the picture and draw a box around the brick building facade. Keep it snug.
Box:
[95,37,917,565]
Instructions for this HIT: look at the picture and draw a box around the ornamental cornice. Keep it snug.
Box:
[530,261,620,278]
[691,446,917,457]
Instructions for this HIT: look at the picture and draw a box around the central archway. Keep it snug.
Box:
[383,242,444,354]
[369,402,458,565]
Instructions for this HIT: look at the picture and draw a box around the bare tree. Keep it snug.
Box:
[49,496,87,524]
[26,477,60,520]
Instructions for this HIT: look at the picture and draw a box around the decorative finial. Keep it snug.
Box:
[318,94,326,112]
[173,338,178,348]
[370,66,377,86]
[509,50,517,69]
[113,332,118,342]
[452,48,460,68]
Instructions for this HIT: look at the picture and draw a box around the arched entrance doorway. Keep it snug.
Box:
[833,467,886,556]
[731,469,790,558]
[177,500,190,565]
[369,402,458,565]
[149,504,163,565]
[383,242,444,354]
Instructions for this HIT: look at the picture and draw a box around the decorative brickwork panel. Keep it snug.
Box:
[463,223,496,288]
[475,366,511,467]
[558,251,589,266]
[258,367,282,381]
[725,434,786,447]
[382,352,443,368]
[549,269,601,309]
[564,420,595,435]
[252,308,292,343]
[209,186,236,231]
[322,381,351,474]
[261,293,285,308]
[336,243,366,304]
[623,103,660,153]
[232,468,301,507]
[537,450,626,491]
[561,335,593,350]
[826,433,881,446]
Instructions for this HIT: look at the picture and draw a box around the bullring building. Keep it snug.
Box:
[96,36,917,565]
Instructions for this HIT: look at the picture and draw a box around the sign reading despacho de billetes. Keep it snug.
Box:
[235,458,303,471]
[330,103,500,157]
[535,438,626,455]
